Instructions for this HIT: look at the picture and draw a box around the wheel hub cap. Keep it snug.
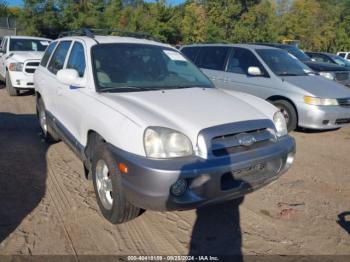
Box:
[95,160,113,210]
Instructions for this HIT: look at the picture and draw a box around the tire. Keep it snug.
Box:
[271,100,297,132]
[36,98,60,142]
[92,143,141,224]
[6,71,19,96]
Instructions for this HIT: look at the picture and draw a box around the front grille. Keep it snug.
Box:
[26,62,40,67]
[335,118,350,125]
[335,72,349,81]
[211,128,275,157]
[24,61,40,74]
[338,98,350,107]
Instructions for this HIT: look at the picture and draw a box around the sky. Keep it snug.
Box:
[8,0,185,7]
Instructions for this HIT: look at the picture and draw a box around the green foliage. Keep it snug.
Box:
[14,0,350,52]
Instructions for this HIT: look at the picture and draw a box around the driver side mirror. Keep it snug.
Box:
[247,66,263,76]
[57,69,85,88]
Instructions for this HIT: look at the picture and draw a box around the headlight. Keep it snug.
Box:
[273,111,288,137]
[8,62,24,72]
[319,72,335,80]
[304,96,339,106]
[144,127,193,158]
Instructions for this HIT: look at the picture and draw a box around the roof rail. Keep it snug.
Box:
[58,28,161,42]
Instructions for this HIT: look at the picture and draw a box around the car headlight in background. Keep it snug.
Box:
[304,96,339,106]
[8,62,24,72]
[273,111,288,137]
[144,127,193,158]
[319,72,335,80]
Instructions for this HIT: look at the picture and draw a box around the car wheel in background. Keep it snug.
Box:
[272,100,297,132]
[6,72,19,96]
[92,143,141,224]
[37,98,60,142]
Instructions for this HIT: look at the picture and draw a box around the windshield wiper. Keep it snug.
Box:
[99,86,160,93]
[278,73,305,76]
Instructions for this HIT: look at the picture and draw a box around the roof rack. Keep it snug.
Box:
[58,28,161,42]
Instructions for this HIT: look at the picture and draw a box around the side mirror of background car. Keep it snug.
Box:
[57,69,85,88]
[247,66,263,76]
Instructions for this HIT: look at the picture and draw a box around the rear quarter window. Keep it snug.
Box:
[181,47,200,63]
[41,41,58,67]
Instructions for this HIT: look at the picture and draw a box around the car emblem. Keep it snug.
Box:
[236,133,256,147]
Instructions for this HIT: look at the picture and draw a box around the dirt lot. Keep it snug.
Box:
[0,88,350,256]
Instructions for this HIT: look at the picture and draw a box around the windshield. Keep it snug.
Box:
[256,49,312,76]
[92,44,214,92]
[9,38,50,52]
[332,55,350,68]
[284,46,311,62]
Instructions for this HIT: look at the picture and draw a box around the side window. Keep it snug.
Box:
[314,54,332,63]
[338,53,346,58]
[48,41,71,75]
[227,47,267,76]
[181,47,200,64]
[196,46,229,71]
[347,53,350,60]
[66,42,86,77]
[41,41,58,67]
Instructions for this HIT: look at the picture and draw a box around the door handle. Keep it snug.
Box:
[211,76,217,81]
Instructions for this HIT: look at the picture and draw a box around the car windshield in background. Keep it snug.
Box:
[332,55,350,68]
[92,44,214,92]
[284,46,311,62]
[9,39,50,52]
[257,49,311,77]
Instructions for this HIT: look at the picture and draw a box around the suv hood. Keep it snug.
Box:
[304,60,350,72]
[99,88,275,143]
[283,75,350,98]
[9,51,44,62]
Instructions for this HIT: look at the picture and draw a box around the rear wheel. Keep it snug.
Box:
[6,72,19,96]
[92,143,141,224]
[271,100,297,132]
[37,98,60,142]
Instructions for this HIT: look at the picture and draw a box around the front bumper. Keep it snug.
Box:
[297,103,350,129]
[8,71,35,89]
[108,135,296,211]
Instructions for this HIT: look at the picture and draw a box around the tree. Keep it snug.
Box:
[181,2,207,43]
[231,0,278,43]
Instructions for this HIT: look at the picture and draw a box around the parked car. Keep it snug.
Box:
[337,52,350,61]
[306,51,350,70]
[181,44,350,131]
[0,35,51,96]
[34,30,295,224]
[254,43,350,87]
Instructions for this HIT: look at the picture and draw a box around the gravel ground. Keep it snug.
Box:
[0,88,350,256]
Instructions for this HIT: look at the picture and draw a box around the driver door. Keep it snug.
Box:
[220,47,272,99]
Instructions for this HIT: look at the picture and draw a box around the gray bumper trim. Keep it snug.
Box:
[108,135,296,211]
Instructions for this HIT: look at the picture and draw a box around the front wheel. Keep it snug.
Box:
[92,144,141,224]
[6,72,19,96]
[271,100,297,132]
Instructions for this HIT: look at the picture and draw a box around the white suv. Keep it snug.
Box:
[0,36,51,96]
[34,30,295,224]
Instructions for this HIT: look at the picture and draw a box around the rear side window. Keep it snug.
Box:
[48,41,71,74]
[338,53,346,58]
[227,47,267,76]
[66,42,86,77]
[196,46,229,71]
[41,41,58,67]
[181,47,200,63]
